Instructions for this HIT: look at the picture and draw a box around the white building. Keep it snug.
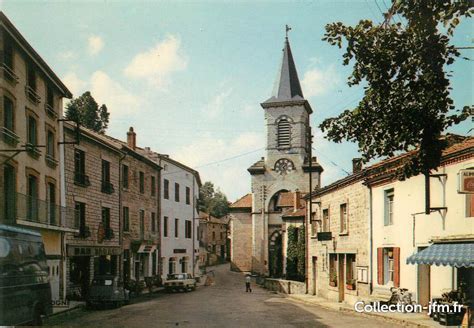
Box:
[143,150,201,280]
[368,136,473,306]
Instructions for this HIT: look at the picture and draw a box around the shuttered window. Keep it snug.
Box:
[377,247,400,287]
[277,117,291,148]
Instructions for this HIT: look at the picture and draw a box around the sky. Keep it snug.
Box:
[2,1,472,201]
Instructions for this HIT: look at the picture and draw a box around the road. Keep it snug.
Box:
[47,264,397,327]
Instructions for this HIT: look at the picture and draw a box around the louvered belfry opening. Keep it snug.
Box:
[277,117,291,148]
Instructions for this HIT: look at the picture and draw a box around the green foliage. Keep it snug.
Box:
[286,226,305,282]
[320,0,472,179]
[198,181,229,218]
[65,91,110,134]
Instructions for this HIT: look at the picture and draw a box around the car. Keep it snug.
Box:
[86,275,129,309]
[0,224,52,326]
[164,273,196,292]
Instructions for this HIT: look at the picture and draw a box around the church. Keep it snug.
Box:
[229,33,323,277]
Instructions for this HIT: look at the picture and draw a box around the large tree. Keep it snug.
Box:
[198,181,229,218]
[320,0,472,180]
[65,91,110,134]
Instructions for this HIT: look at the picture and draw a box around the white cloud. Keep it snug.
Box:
[124,35,187,90]
[301,64,340,98]
[88,35,104,56]
[90,71,142,117]
[62,72,87,97]
[58,50,77,61]
[203,88,233,119]
[171,131,264,201]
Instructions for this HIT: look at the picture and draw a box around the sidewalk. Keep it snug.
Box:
[286,294,439,327]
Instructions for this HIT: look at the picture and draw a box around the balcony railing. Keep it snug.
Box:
[74,173,90,187]
[25,143,41,159]
[45,103,58,119]
[101,181,115,194]
[74,225,91,238]
[4,192,78,230]
[1,63,19,84]
[1,127,20,146]
[104,227,115,240]
[25,86,41,104]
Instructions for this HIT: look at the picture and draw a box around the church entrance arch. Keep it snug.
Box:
[268,230,283,278]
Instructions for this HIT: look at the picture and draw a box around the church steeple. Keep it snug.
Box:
[264,35,304,104]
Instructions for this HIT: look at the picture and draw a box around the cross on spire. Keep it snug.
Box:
[285,24,292,39]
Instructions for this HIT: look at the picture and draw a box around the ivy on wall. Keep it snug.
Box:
[286,225,305,282]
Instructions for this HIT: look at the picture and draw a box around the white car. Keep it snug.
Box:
[164,273,196,292]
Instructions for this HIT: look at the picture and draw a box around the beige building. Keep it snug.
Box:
[0,12,76,300]
[63,123,122,299]
[198,212,228,267]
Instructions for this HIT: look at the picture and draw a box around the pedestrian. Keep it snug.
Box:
[245,274,252,293]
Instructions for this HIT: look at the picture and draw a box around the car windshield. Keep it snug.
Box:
[168,274,186,280]
[93,278,113,286]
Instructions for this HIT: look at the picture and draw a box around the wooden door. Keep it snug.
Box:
[312,257,317,295]
[418,263,431,306]
[338,254,345,302]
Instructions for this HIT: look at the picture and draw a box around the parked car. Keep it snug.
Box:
[86,275,129,308]
[164,273,196,292]
[0,224,52,326]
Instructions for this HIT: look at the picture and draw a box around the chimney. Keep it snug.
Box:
[127,127,136,150]
[352,158,363,173]
[293,189,301,210]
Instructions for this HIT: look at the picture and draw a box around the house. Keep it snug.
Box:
[0,12,75,301]
[63,123,123,299]
[198,212,228,267]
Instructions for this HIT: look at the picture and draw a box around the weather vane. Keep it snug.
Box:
[285,24,292,38]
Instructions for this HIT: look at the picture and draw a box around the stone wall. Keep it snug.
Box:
[229,211,252,272]
[263,278,306,294]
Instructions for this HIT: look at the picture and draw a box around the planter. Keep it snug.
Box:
[329,281,337,287]
[346,283,356,290]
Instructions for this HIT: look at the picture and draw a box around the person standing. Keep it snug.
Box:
[245,275,252,293]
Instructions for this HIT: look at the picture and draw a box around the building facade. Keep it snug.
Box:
[198,212,228,267]
[64,123,122,299]
[230,35,323,277]
[0,12,76,301]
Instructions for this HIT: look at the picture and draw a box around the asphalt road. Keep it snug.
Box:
[46,264,397,328]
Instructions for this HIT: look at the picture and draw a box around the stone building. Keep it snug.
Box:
[306,159,370,306]
[142,148,201,280]
[229,34,323,277]
[198,212,228,267]
[0,12,76,301]
[63,123,122,299]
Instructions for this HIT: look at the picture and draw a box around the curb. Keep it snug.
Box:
[286,296,432,328]
[48,303,85,318]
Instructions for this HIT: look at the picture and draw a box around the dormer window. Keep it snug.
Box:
[277,116,291,148]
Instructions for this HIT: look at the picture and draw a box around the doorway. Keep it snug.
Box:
[338,254,345,302]
[418,246,431,307]
[312,256,317,295]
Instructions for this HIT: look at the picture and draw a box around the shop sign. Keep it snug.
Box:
[458,169,474,194]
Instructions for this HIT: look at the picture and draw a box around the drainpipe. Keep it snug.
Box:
[118,151,127,280]
[192,176,196,277]
[59,119,67,301]
[369,184,373,295]
[157,163,162,280]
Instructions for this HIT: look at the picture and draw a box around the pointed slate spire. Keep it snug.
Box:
[264,36,305,104]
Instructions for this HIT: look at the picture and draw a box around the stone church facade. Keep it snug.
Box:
[230,35,323,276]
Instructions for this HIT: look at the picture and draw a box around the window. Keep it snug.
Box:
[101,160,113,193]
[27,174,38,221]
[3,164,16,221]
[377,247,400,287]
[168,258,176,275]
[140,210,145,239]
[323,208,329,232]
[175,183,180,202]
[102,207,111,230]
[186,187,190,205]
[151,176,156,197]
[340,203,348,233]
[123,207,129,232]
[174,218,179,238]
[139,172,145,193]
[185,220,192,239]
[3,36,13,69]
[384,189,394,226]
[163,216,169,237]
[346,254,356,288]
[27,116,37,145]
[46,86,54,108]
[27,64,36,90]
[74,149,88,186]
[277,116,291,148]
[46,130,55,158]
[152,212,156,232]
[212,231,215,241]
[311,212,318,236]
[181,258,188,273]
[74,202,86,231]
[122,165,129,189]
[164,179,169,199]
[466,168,474,217]
[329,254,337,286]
[46,182,56,225]
[3,96,14,131]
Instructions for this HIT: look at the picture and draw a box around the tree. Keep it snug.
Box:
[320,1,472,180]
[65,91,110,134]
[198,181,229,218]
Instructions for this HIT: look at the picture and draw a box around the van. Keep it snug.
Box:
[0,224,52,325]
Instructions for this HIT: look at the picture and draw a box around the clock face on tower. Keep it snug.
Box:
[274,158,295,175]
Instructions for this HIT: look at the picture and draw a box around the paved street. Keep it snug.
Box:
[47,264,397,328]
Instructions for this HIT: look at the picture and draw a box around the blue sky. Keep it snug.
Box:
[2,1,472,201]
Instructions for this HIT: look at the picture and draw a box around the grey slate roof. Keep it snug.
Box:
[264,37,304,104]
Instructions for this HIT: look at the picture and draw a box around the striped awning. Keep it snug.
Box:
[406,243,474,268]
